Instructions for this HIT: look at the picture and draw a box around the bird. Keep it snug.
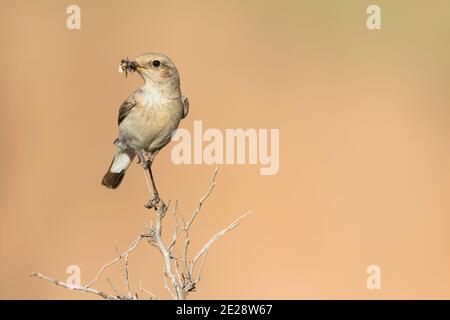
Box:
[102,52,189,208]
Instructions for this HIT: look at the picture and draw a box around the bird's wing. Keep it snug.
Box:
[118,94,137,125]
[182,95,189,119]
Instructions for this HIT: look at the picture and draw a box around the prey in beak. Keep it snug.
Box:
[119,58,136,77]
[118,58,147,77]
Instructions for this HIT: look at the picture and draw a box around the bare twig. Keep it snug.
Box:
[114,244,131,299]
[30,272,120,300]
[139,280,157,300]
[185,167,218,231]
[152,200,186,300]
[167,169,218,252]
[106,278,123,298]
[123,253,132,299]
[163,275,177,299]
[31,167,251,300]
[168,201,180,252]
[190,211,252,284]
[85,235,143,288]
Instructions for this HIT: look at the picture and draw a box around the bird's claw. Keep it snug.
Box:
[145,193,166,212]
[137,154,152,169]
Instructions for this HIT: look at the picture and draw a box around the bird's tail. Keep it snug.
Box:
[102,150,135,189]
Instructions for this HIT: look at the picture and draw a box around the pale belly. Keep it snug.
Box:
[118,103,183,153]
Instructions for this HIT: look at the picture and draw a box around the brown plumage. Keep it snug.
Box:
[102,52,188,191]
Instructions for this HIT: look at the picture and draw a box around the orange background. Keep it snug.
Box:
[1,0,449,299]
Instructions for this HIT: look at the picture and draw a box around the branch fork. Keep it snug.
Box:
[31,167,251,300]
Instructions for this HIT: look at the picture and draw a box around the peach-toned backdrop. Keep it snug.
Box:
[1,0,449,299]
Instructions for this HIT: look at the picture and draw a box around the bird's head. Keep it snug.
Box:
[120,53,180,85]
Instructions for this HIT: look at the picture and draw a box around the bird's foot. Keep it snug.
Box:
[137,154,152,169]
[145,193,166,212]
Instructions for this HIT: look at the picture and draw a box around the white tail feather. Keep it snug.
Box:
[110,151,133,173]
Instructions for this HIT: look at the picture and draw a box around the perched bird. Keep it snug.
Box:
[102,52,189,207]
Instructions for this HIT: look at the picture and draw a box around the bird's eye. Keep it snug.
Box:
[152,60,161,67]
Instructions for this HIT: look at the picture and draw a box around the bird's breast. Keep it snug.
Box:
[119,98,183,152]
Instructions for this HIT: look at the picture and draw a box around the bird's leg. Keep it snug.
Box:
[139,151,165,211]
[146,165,166,211]
[137,151,146,166]
[147,164,159,202]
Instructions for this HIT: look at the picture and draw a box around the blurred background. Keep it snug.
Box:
[1,0,449,299]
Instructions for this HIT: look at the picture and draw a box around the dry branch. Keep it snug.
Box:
[30,272,122,300]
[30,167,251,300]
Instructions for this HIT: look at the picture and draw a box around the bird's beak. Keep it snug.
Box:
[132,61,149,70]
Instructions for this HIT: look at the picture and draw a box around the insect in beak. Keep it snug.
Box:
[119,58,139,77]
